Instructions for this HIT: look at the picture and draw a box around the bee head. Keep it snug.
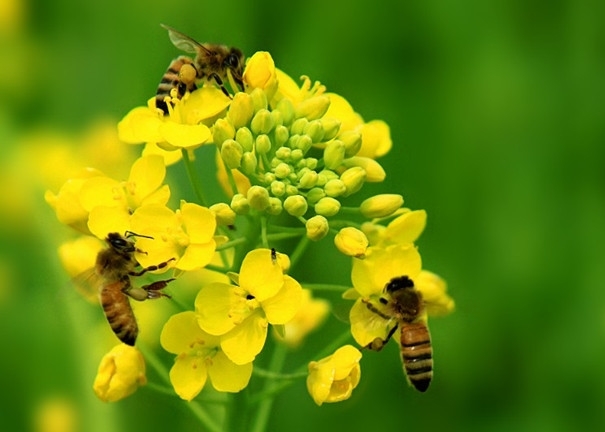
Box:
[385,275,414,294]
[225,48,245,84]
[106,232,136,254]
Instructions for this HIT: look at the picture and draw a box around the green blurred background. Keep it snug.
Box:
[2,0,605,431]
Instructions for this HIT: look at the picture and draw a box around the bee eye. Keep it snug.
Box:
[226,53,239,68]
[111,238,127,249]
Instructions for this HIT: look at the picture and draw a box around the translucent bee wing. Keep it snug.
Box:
[161,24,211,55]
[72,268,101,304]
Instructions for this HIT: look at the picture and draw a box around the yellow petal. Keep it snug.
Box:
[385,209,427,244]
[358,120,392,158]
[127,155,166,203]
[87,206,130,239]
[349,299,391,347]
[415,270,455,317]
[262,275,303,324]
[169,355,208,401]
[220,312,268,365]
[178,242,216,271]
[159,122,211,149]
[207,351,252,392]
[118,106,163,144]
[195,282,239,335]
[160,311,220,354]
[239,249,284,302]
[180,203,216,243]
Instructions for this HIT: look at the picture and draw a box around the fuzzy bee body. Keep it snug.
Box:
[95,232,174,346]
[155,25,245,114]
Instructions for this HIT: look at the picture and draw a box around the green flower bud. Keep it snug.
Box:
[321,117,341,141]
[275,98,295,125]
[304,120,324,142]
[210,203,236,226]
[306,215,330,241]
[340,166,366,196]
[291,118,309,136]
[291,149,304,162]
[241,151,258,175]
[271,110,284,127]
[295,95,330,120]
[266,197,283,215]
[298,170,318,189]
[255,134,272,155]
[250,87,268,112]
[314,197,341,217]
[231,194,249,215]
[270,180,286,197]
[323,140,345,169]
[227,93,255,129]
[342,157,386,182]
[294,135,313,154]
[324,179,346,197]
[251,109,275,135]
[305,158,318,170]
[340,131,362,158]
[274,125,289,147]
[263,172,276,183]
[275,146,291,161]
[360,194,404,218]
[284,195,308,217]
[235,127,254,152]
[334,227,368,258]
[288,134,300,149]
[213,118,235,146]
[221,139,243,169]
[274,162,292,179]
[247,185,270,211]
[306,187,325,205]
[285,185,299,196]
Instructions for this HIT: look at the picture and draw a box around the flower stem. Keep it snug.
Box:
[249,343,288,432]
[289,235,310,270]
[140,345,222,432]
[181,149,208,207]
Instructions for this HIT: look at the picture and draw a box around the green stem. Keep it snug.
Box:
[299,283,352,292]
[140,345,222,432]
[249,343,288,432]
[289,235,310,270]
[181,149,208,207]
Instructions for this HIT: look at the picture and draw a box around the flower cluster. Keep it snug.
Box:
[45,34,454,421]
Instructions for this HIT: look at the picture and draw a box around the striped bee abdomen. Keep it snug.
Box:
[155,56,197,114]
[100,282,138,346]
[400,322,433,392]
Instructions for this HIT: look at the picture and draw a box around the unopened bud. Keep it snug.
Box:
[221,139,243,169]
[334,227,368,258]
[291,118,309,136]
[247,186,270,211]
[298,170,318,189]
[213,118,235,146]
[274,125,289,147]
[306,187,325,205]
[306,215,329,241]
[323,140,345,169]
[210,203,236,226]
[241,152,258,175]
[274,162,292,179]
[251,109,275,135]
[227,92,255,129]
[270,180,286,197]
[295,95,330,120]
[324,179,346,197]
[284,195,308,217]
[275,98,294,125]
[340,166,366,196]
[340,131,362,158]
[314,197,341,217]
[255,134,272,154]
[321,118,341,141]
[342,157,386,182]
[236,127,254,152]
[249,87,268,112]
[231,194,249,214]
[304,120,324,142]
[266,197,283,215]
[360,194,404,218]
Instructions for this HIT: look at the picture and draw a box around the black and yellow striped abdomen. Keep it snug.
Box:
[400,322,433,392]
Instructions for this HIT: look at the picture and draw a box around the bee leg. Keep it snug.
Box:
[364,323,399,352]
[209,73,232,98]
[142,278,175,299]
[130,257,176,277]
[363,298,392,320]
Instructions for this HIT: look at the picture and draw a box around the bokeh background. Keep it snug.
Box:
[2,0,605,431]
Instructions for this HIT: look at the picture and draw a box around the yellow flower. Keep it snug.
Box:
[129,202,217,272]
[274,289,330,348]
[362,209,427,247]
[93,344,146,402]
[307,345,362,406]
[118,87,229,152]
[160,311,253,401]
[195,248,303,364]
[348,245,454,347]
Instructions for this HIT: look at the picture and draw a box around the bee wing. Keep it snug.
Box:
[72,268,101,304]
[161,24,211,55]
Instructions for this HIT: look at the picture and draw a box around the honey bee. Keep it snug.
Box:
[156,24,245,113]
[363,275,433,392]
[96,232,175,346]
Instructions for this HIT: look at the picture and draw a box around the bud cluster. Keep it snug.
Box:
[214,86,386,240]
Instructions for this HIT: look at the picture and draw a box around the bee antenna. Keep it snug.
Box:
[124,231,154,240]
